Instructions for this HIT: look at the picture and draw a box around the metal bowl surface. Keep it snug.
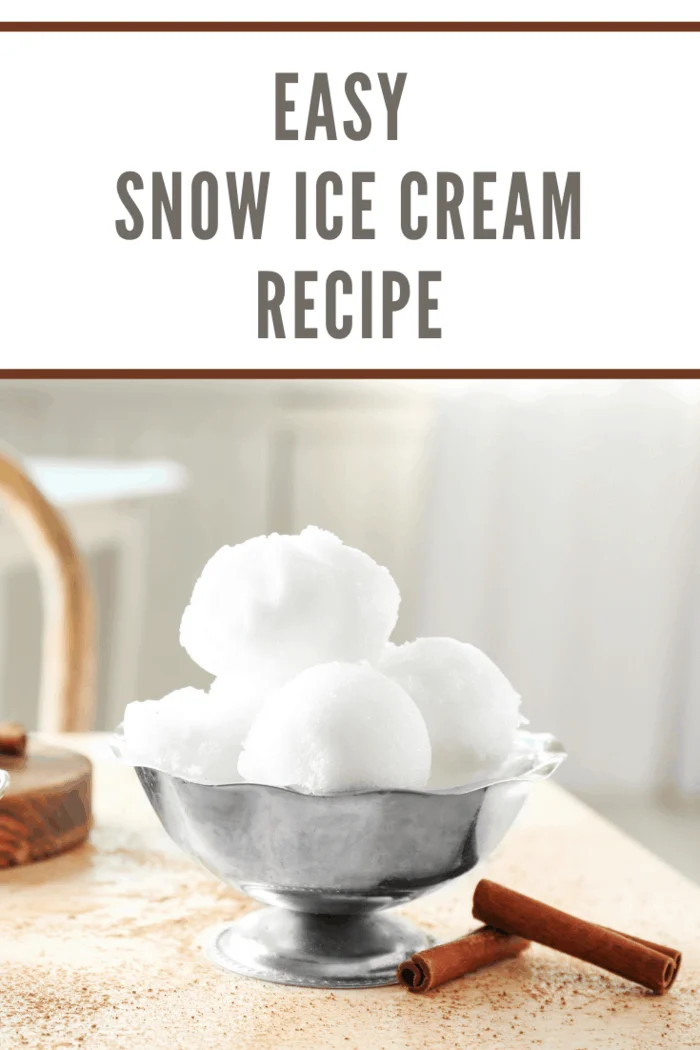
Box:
[118,729,566,987]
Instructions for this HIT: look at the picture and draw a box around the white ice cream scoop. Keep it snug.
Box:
[238,661,432,794]
[378,637,524,788]
[180,527,400,682]
[123,685,260,785]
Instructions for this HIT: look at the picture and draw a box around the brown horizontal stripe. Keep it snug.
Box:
[1,22,700,33]
[0,369,697,380]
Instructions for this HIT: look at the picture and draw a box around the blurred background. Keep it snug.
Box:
[0,377,698,880]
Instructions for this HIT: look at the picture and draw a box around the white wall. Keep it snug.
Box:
[417,381,700,799]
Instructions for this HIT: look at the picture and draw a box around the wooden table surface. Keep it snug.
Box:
[1,734,699,1050]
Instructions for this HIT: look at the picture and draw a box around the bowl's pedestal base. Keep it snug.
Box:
[207,907,433,988]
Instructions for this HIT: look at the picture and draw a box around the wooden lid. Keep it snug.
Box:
[0,739,92,868]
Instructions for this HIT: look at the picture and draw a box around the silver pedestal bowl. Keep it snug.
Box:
[115,730,565,988]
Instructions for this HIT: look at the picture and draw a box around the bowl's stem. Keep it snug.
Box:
[207,906,433,988]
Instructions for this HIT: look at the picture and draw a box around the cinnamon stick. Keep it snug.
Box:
[473,879,681,994]
[397,925,530,993]
[602,928,682,970]
[0,722,27,757]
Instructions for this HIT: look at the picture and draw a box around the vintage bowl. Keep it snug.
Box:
[113,729,565,988]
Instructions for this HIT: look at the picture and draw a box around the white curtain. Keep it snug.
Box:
[417,381,700,799]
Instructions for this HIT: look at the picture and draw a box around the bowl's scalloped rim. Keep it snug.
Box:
[113,728,567,800]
